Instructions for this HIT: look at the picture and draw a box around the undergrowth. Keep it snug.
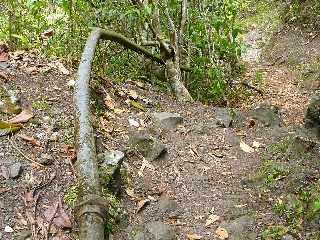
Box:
[256,136,320,239]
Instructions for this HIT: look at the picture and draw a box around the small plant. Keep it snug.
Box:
[64,185,79,208]
[261,225,288,240]
[32,100,49,111]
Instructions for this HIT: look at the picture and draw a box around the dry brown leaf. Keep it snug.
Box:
[55,61,70,75]
[26,66,38,75]
[136,198,150,213]
[8,109,33,124]
[205,214,220,227]
[18,134,41,147]
[128,90,138,100]
[125,188,137,199]
[44,201,72,229]
[215,227,229,240]
[41,29,54,38]
[0,52,9,62]
[104,93,115,110]
[252,141,262,149]
[187,233,203,240]
[240,140,254,153]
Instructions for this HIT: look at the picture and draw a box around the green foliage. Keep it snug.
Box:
[0,0,247,103]
[64,185,79,208]
[257,136,320,238]
[32,100,49,110]
[261,225,288,240]
[186,0,245,103]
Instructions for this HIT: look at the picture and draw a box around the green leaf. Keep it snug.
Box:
[0,121,22,137]
[128,100,145,112]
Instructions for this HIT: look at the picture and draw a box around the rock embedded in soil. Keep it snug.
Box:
[282,234,295,240]
[151,112,183,129]
[219,215,256,240]
[305,91,320,135]
[215,107,234,128]
[38,153,54,165]
[130,230,145,240]
[158,197,178,217]
[128,131,167,161]
[98,150,125,190]
[145,221,176,240]
[1,162,23,179]
[249,104,281,127]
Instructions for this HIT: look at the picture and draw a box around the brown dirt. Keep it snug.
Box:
[1,16,319,240]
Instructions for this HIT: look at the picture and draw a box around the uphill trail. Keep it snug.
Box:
[0,9,319,240]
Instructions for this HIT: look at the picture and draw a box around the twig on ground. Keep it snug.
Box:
[8,136,44,167]
[241,81,263,95]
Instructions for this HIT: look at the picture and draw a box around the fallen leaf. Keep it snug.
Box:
[41,29,54,38]
[211,150,224,158]
[104,93,115,110]
[126,99,146,111]
[128,118,140,127]
[128,90,138,99]
[67,80,75,87]
[0,52,9,62]
[55,61,70,75]
[4,226,14,233]
[113,108,125,114]
[187,233,203,240]
[240,140,254,153]
[44,201,72,229]
[25,66,38,75]
[0,120,22,136]
[215,227,229,240]
[18,134,41,147]
[125,188,137,199]
[136,198,150,213]
[252,141,262,148]
[8,109,33,124]
[205,214,220,227]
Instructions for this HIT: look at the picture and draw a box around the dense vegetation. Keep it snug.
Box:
[0,0,248,103]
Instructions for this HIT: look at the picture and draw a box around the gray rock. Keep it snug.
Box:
[282,234,295,240]
[38,153,54,165]
[9,163,22,178]
[129,132,167,161]
[98,150,125,167]
[219,215,255,240]
[215,108,234,127]
[1,162,22,179]
[158,198,178,216]
[130,230,145,240]
[98,150,125,190]
[249,104,281,127]
[145,221,176,240]
[151,112,183,129]
[15,230,31,240]
[305,91,320,132]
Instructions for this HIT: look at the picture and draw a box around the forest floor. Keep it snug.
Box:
[1,3,320,240]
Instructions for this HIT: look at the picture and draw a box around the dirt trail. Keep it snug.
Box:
[0,15,316,240]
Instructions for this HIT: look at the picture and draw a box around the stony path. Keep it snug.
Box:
[0,22,315,240]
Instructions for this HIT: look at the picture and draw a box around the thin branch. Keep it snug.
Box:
[8,137,44,167]
[179,0,187,44]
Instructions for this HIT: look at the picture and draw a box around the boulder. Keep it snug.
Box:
[249,104,281,127]
[128,132,167,161]
[145,221,176,240]
[219,215,256,240]
[151,112,183,129]
[305,91,320,135]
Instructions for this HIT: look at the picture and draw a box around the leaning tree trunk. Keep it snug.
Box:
[166,58,193,102]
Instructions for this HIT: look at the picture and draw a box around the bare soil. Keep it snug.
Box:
[1,11,319,240]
